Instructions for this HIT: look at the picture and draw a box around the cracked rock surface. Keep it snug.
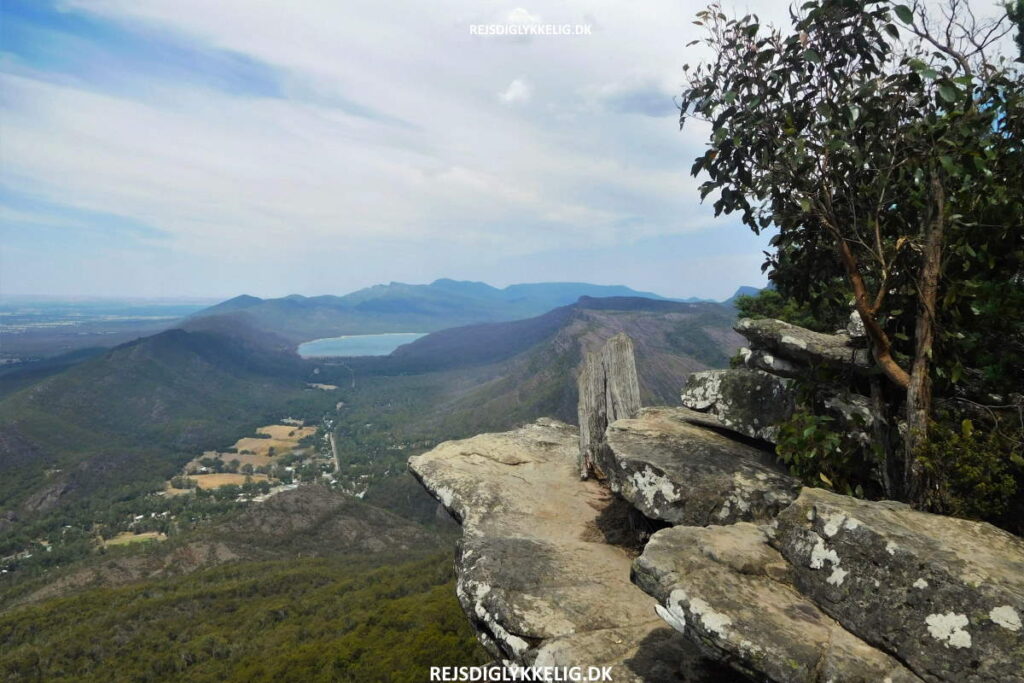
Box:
[735,318,871,371]
[680,369,793,442]
[633,522,923,683]
[601,407,800,526]
[409,419,740,682]
[772,488,1024,683]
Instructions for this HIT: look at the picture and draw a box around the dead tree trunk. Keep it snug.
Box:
[577,333,641,479]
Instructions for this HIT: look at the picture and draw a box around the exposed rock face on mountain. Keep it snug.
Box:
[680,369,793,442]
[408,419,738,682]
[410,328,1024,682]
[600,407,800,526]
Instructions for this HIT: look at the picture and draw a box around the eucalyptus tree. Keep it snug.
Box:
[681,0,1023,501]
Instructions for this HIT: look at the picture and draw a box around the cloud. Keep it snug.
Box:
[16,0,983,296]
[498,78,532,104]
[587,77,677,117]
[507,8,541,24]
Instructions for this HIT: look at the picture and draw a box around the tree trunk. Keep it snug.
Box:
[904,171,945,501]
[834,238,911,390]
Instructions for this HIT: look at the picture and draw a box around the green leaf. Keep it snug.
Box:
[803,49,822,64]
[938,83,959,102]
[894,5,913,23]
[819,472,833,487]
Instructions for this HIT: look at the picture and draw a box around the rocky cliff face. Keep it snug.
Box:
[409,324,1023,682]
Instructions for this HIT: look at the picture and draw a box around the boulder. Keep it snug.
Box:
[600,407,801,525]
[680,369,794,442]
[408,419,734,682]
[772,488,1024,682]
[578,333,642,480]
[633,523,923,682]
[735,318,871,371]
[738,347,804,379]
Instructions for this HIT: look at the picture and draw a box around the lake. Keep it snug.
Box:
[297,333,427,358]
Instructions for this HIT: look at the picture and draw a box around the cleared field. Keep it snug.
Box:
[105,531,167,547]
[163,486,194,496]
[190,473,269,490]
[169,423,317,491]
[232,437,293,457]
[229,425,317,457]
[258,425,316,440]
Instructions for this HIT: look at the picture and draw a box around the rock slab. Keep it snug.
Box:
[601,407,800,526]
[735,318,871,371]
[772,488,1024,683]
[680,369,793,442]
[633,522,923,683]
[409,419,736,682]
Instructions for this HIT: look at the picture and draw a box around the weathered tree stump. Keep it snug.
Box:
[577,333,641,479]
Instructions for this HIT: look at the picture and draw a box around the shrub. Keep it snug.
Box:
[916,420,1024,532]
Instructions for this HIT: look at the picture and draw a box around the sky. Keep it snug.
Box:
[0,0,1008,301]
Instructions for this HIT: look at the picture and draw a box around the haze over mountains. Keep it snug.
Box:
[1,280,750,363]
[186,279,680,343]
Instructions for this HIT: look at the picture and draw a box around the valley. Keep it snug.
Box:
[0,283,748,680]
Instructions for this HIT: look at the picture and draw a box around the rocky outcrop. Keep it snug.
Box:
[408,419,736,681]
[633,523,923,682]
[772,488,1024,683]
[411,328,1024,682]
[599,407,800,526]
[735,318,871,373]
[680,369,794,442]
[578,333,642,479]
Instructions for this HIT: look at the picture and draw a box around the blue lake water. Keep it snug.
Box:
[297,333,427,358]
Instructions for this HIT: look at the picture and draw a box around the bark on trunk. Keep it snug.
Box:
[903,172,945,501]
[835,238,912,390]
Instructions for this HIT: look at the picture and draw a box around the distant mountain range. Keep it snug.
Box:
[186,279,679,343]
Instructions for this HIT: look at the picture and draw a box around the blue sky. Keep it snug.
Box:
[2,0,990,301]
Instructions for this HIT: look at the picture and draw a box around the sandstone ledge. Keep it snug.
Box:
[600,407,800,526]
[633,522,923,683]
[409,419,738,682]
[735,318,871,371]
[772,488,1024,683]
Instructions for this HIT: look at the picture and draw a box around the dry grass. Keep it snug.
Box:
[104,531,167,547]
[227,425,317,457]
[190,473,269,490]
[258,425,316,440]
